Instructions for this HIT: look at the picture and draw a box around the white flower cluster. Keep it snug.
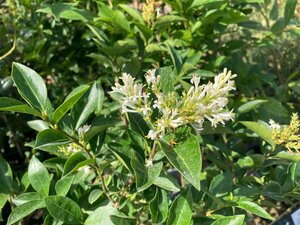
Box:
[111,68,236,139]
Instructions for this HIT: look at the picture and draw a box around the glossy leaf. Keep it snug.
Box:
[88,189,103,204]
[0,155,13,194]
[53,85,90,123]
[7,200,45,225]
[209,171,232,197]
[55,175,74,196]
[127,112,150,137]
[150,189,168,224]
[240,121,275,148]
[167,188,192,225]
[73,82,99,130]
[153,175,180,192]
[27,120,49,131]
[28,155,51,197]
[84,204,119,225]
[45,196,83,224]
[284,0,297,25]
[237,99,268,114]
[11,63,48,112]
[138,162,163,192]
[34,129,70,152]
[84,116,117,142]
[0,97,40,116]
[13,192,43,206]
[160,134,201,190]
[211,215,245,225]
[236,200,273,220]
[63,152,94,176]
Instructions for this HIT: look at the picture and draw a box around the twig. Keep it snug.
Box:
[0,31,16,61]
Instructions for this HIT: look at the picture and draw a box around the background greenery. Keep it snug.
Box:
[0,0,300,224]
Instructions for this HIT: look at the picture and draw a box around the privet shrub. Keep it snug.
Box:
[1,62,300,225]
[1,0,300,225]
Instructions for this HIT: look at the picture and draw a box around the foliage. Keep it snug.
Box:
[1,0,300,224]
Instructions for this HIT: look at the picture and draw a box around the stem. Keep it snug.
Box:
[148,141,157,161]
[0,31,16,61]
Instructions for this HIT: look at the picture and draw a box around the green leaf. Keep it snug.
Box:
[274,151,300,162]
[0,155,13,194]
[240,121,275,148]
[209,171,232,197]
[35,129,70,150]
[157,66,175,93]
[211,215,245,225]
[55,175,74,196]
[13,192,43,206]
[0,97,40,116]
[7,200,45,225]
[84,204,122,225]
[167,188,193,225]
[88,189,103,204]
[166,45,182,75]
[119,4,144,24]
[160,134,201,190]
[153,175,180,192]
[237,100,268,114]
[37,3,93,22]
[127,112,150,137]
[73,82,99,130]
[154,15,186,30]
[236,200,273,220]
[28,155,51,197]
[284,0,297,25]
[45,196,83,224]
[0,194,8,221]
[138,162,163,192]
[131,159,147,189]
[84,116,117,142]
[27,120,49,131]
[53,85,90,124]
[63,152,94,176]
[290,161,300,184]
[150,188,168,224]
[11,63,48,112]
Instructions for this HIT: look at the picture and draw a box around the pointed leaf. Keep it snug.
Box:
[53,85,90,123]
[236,200,273,220]
[7,200,45,225]
[284,0,297,25]
[0,156,13,194]
[0,97,40,116]
[11,63,48,112]
[237,100,268,114]
[150,189,168,224]
[167,188,193,225]
[240,121,275,148]
[160,134,201,190]
[28,156,51,196]
[138,162,163,192]
[55,176,74,196]
[211,215,245,225]
[84,116,117,142]
[63,152,94,176]
[35,129,70,150]
[45,196,83,224]
[13,192,43,206]
[73,82,99,130]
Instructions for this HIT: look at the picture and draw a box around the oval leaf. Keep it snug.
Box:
[55,176,74,196]
[150,188,168,224]
[28,156,51,197]
[63,152,94,176]
[12,63,48,112]
[236,200,273,220]
[0,97,40,116]
[45,196,83,224]
[167,188,192,225]
[160,134,201,190]
[53,85,90,123]
[212,215,245,225]
[237,99,268,114]
[240,121,275,148]
[35,129,70,150]
[0,156,13,194]
[7,200,45,225]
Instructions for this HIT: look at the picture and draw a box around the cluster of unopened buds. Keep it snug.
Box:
[111,68,236,140]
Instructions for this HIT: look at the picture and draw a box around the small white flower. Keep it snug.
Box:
[269,119,281,130]
[147,130,159,140]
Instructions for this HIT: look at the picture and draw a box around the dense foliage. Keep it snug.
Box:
[1,0,300,224]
